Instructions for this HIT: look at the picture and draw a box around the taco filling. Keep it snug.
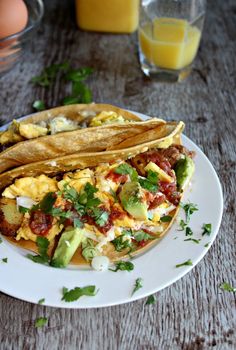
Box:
[0,111,130,151]
[0,144,194,269]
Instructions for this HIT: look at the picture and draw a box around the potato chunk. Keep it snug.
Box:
[0,198,23,236]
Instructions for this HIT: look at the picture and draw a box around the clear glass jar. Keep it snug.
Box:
[139,0,206,81]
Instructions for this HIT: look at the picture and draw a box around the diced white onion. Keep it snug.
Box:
[16,196,37,209]
[91,256,110,271]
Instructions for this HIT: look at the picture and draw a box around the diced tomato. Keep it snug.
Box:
[30,210,53,236]
[110,206,125,222]
[147,151,173,177]
[159,181,181,205]
[148,193,166,209]
[106,170,128,183]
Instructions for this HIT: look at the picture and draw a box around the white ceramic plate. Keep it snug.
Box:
[0,111,223,308]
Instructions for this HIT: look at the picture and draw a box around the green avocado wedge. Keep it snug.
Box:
[51,227,86,268]
[175,156,195,190]
[119,181,148,221]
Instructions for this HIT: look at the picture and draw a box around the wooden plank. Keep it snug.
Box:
[0,0,235,349]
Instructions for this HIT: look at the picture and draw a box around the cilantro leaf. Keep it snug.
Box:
[184,238,201,244]
[18,206,30,214]
[160,215,172,222]
[138,177,157,193]
[175,259,193,268]
[27,236,50,265]
[35,317,48,328]
[2,257,7,263]
[38,298,45,305]
[115,163,138,181]
[185,226,193,236]
[145,295,156,305]
[204,242,210,248]
[62,285,97,302]
[181,202,198,224]
[31,62,70,87]
[91,208,109,227]
[219,282,236,293]
[132,278,143,296]
[132,230,155,242]
[38,192,56,214]
[109,261,134,272]
[65,67,93,82]
[179,219,186,231]
[73,217,83,229]
[202,223,212,236]
[32,100,45,111]
[112,231,132,252]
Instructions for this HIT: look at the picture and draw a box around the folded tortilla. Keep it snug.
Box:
[0,103,169,174]
[0,121,184,190]
[0,119,193,266]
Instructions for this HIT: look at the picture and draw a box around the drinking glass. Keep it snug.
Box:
[138,0,206,81]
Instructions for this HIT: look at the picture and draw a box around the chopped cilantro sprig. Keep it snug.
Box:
[62,285,98,302]
[109,261,134,272]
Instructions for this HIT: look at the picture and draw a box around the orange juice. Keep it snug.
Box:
[139,18,201,70]
[76,0,139,34]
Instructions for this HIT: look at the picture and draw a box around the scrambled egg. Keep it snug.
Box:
[48,115,79,135]
[2,174,58,201]
[19,124,48,139]
[89,111,127,127]
[58,168,94,193]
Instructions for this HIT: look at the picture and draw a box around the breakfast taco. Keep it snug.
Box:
[0,103,168,174]
[0,120,195,269]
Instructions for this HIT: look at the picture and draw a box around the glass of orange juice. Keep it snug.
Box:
[139,0,206,81]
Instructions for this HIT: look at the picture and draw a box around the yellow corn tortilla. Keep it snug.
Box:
[0,121,184,191]
[0,119,189,264]
[0,103,168,174]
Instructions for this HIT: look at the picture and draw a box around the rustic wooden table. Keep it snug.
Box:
[0,0,235,349]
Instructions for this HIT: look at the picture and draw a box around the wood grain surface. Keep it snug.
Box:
[0,0,235,349]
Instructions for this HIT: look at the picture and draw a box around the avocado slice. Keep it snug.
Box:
[51,227,86,268]
[119,182,148,221]
[174,156,195,190]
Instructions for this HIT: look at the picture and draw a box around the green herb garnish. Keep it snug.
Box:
[35,317,48,328]
[181,202,198,223]
[185,227,193,236]
[175,259,193,268]
[31,62,70,87]
[184,238,201,244]
[0,237,2,244]
[139,170,158,193]
[115,163,138,181]
[27,236,50,264]
[91,208,109,227]
[38,298,45,305]
[109,261,134,272]
[219,282,236,293]
[18,206,30,214]
[61,285,97,302]
[111,231,132,252]
[2,257,8,263]
[132,230,155,242]
[160,215,172,223]
[145,295,156,305]
[32,100,45,111]
[132,277,143,296]
[202,223,212,236]
[204,242,210,248]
